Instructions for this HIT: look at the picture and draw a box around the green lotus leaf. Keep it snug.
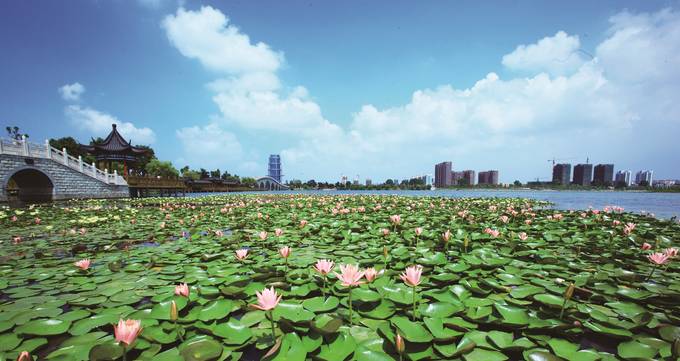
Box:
[179,336,223,361]
[391,316,433,343]
[15,318,71,336]
[302,296,339,313]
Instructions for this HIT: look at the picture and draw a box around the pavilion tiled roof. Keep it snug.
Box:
[80,124,148,155]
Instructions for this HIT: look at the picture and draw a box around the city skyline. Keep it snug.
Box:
[2,1,680,182]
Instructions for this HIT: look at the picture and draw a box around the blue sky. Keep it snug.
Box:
[1,1,679,183]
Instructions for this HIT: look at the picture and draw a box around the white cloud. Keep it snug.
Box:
[165,7,680,181]
[162,6,282,74]
[59,82,85,101]
[66,105,156,144]
[502,31,587,76]
[175,123,243,169]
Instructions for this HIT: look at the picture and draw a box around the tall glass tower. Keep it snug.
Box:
[268,154,282,183]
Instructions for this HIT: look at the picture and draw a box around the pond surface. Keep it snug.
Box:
[1,194,679,360]
[189,189,680,219]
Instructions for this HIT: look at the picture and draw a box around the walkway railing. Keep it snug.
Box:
[0,137,127,186]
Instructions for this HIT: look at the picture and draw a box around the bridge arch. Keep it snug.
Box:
[3,166,55,203]
[255,176,290,191]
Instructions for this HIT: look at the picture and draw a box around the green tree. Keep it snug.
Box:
[145,159,179,178]
[513,180,522,187]
[134,145,156,170]
[6,126,28,140]
[49,137,95,163]
[241,177,256,187]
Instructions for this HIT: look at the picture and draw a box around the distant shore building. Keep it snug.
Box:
[552,164,571,185]
[340,175,348,184]
[463,170,476,186]
[573,164,593,186]
[615,170,632,186]
[365,179,372,186]
[268,155,282,183]
[635,170,654,185]
[434,161,452,187]
[478,170,499,185]
[452,171,464,185]
[593,164,614,186]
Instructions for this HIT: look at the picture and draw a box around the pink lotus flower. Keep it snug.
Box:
[259,231,268,241]
[525,219,532,225]
[334,264,365,287]
[499,215,509,223]
[279,246,291,258]
[364,267,383,283]
[553,213,563,221]
[382,228,390,236]
[11,215,17,222]
[484,228,500,238]
[665,247,678,257]
[175,283,189,297]
[17,351,30,361]
[114,319,143,346]
[389,215,401,225]
[214,230,223,237]
[129,219,136,224]
[400,265,423,287]
[518,232,528,241]
[235,249,249,261]
[13,236,21,244]
[648,252,670,265]
[442,230,451,242]
[613,220,621,226]
[74,259,91,270]
[314,259,334,275]
[275,228,283,237]
[641,243,652,251]
[415,227,423,236]
[300,220,308,228]
[252,287,282,311]
[34,217,41,224]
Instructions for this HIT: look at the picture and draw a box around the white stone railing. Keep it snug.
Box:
[0,136,127,186]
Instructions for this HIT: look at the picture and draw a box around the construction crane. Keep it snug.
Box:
[548,157,578,166]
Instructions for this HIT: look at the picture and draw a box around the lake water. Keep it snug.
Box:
[188,189,680,219]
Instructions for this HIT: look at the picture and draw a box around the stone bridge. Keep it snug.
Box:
[255,176,290,191]
[0,138,128,203]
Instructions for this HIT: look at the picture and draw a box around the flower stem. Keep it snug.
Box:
[412,286,417,321]
[322,275,327,299]
[122,346,127,361]
[348,287,353,325]
[175,320,183,342]
[269,310,276,341]
[646,265,657,281]
[559,299,567,319]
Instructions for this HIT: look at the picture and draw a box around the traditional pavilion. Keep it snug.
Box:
[80,124,149,176]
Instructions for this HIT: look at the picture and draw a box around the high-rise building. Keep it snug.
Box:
[635,170,654,186]
[478,170,499,185]
[340,175,348,184]
[593,164,614,186]
[615,170,632,186]
[463,170,476,186]
[434,162,452,187]
[452,171,464,185]
[365,179,372,186]
[573,164,593,186]
[268,154,282,183]
[552,164,571,185]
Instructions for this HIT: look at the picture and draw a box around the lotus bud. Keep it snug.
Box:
[383,246,388,258]
[17,351,31,361]
[564,283,575,300]
[396,333,405,354]
[170,300,178,321]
